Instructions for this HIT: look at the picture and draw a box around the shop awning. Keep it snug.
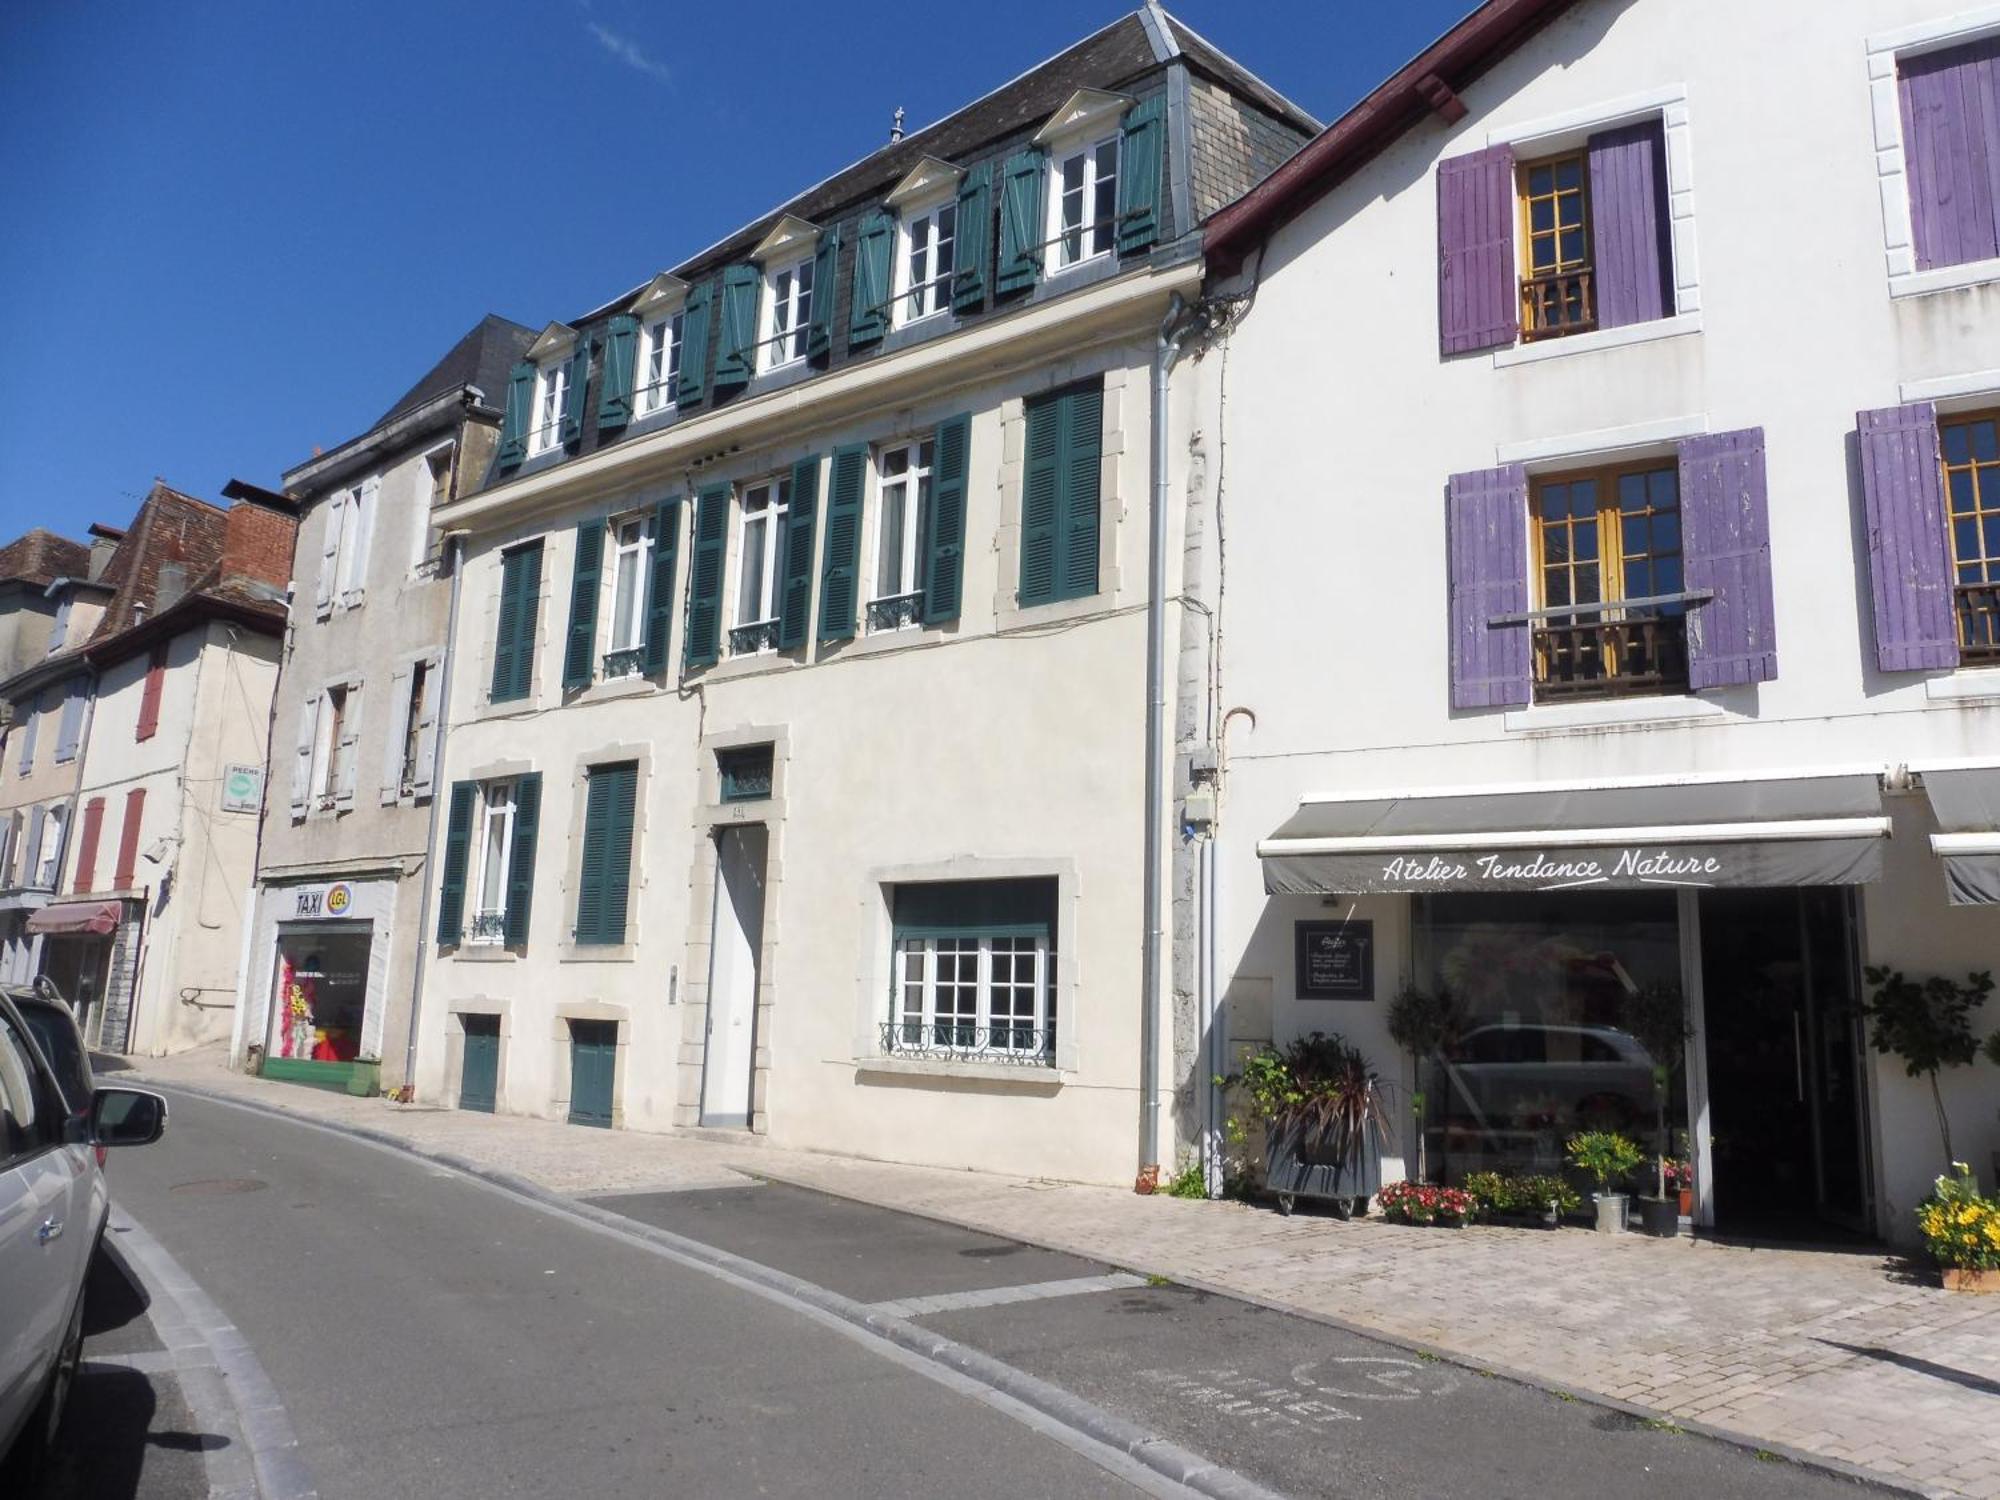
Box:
[1919,761,2000,905]
[1259,771,1891,896]
[26,900,122,936]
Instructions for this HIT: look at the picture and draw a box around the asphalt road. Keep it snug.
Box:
[37,1090,1881,1500]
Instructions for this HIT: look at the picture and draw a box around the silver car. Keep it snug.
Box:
[0,984,166,1483]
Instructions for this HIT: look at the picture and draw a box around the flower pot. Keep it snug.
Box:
[1264,1118,1383,1207]
[1593,1192,1628,1234]
[1635,1195,1681,1238]
[1942,1267,2000,1293]
[1677,1186,1694,1218]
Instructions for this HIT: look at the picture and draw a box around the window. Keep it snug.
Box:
[336,484,372,599]
[896,201,957,324]
[574,760,638,946]
[637,313,683,416]
[605,516,651,674]
[0,1008,55,1166]
[34,804,65,889]
[884,879,1058,1064]
[870,439,933,630]
[760,258,814,372]
[399,660,429,790]
[717,744,773,803]
[731,479,789,653]
[14,693,39,775]
[1897,35,2000,274]
[1518,151,1593,339]
[1049,136,1118,272]
[53,680,85,764]
[314,684,350,802]
[1940,411,2000,661]
[1530,463,1687,700]
[528,361,569,458]
[490,540,543,703]
[427,445,455,510]
[46,597,70,655]
[1018,379,1104,606]
[470,780,516,945]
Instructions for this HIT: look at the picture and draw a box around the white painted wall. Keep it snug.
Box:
[1209,0,2000,1239]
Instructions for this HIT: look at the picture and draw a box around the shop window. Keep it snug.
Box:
[271,931,370,1065]
[883,879,1058,1064]
[1531,464,1687,700]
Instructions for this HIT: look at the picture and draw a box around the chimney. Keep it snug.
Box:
[86,522,125,582]
[221,496,299,594]
[155,563,188,613]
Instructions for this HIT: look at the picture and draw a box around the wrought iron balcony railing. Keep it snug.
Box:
[879,1021,1054,1065]
[866,591,925,633]
[730,620,779,656]
[602,646,645,680]
[469,910,508,944]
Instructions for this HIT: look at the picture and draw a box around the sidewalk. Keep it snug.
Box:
[127,1047,2000,1500]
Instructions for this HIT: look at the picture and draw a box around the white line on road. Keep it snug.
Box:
[869,1271,1149,1318]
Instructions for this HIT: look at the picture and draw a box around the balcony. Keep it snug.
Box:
[878,1021,1053,1066]
[468,910,508,945]
[866,590,924,633]
[1531,603,1690,702]
[1958,582,2000,664]
[1520,269,1595,342]
[601,646,645,680]
[729,620,779,656]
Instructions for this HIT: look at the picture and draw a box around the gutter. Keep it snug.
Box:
[282,386,493,496]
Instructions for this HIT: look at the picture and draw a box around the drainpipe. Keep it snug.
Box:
[1142,294,1199,1180]
[398,529,466,1097]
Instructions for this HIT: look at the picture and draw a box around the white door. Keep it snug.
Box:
[700,825,766,1126]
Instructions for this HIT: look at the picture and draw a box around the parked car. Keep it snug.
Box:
[1441,1022,1658,1133]
[0,984,166,1484]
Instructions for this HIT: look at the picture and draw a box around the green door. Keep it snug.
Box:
[460,1016,499,1113]
[568,1021,617,1128]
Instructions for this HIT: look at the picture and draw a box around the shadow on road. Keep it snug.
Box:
[83,1239,150,1337]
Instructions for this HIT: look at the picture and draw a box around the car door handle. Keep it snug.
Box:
[36,1215,63,1245]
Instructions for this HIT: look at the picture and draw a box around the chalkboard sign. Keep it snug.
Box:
[1295,920,1374,1001]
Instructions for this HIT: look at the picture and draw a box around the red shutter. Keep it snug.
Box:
[136,643,168,741]
[113,788,146,888]
[72,797,105,894]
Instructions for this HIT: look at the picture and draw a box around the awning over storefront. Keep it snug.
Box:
[1259,771,1891,896]
[1919,762,2000,905]
[26,900,122,936]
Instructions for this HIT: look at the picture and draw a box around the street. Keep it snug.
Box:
[38,1089,1876,1499]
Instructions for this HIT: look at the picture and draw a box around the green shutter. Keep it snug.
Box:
[676,279,714,407]
[491,542,542,702]
[849,211,894,348]
[714,263,759,393]
[436,781,476,944]
[498,362,534,467]
[642,499,680,675]
[575,772,606,943]
[923,413,972,624]
[952,164,992,313]
[818,445,868,641]
[996,150,1046,297]
[1058,382,1104,600]
[1019,392,1061,605]
[504,771,541,948]
[1116,96,1164,254]
[778,455,820,650]
[597,315,638,430]
[806,226,840,361]
[561,520,602,691]
[684,484,730,669]
[576,761,637,946]
[560,337,591,447]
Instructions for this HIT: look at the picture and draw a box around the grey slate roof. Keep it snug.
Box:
[377,314,538,426]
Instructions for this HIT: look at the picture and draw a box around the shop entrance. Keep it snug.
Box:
[40,935,112,1048]
[1698,889,1870,1239]
[264,924,372,1089]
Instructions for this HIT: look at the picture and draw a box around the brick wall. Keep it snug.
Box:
[221,501,298,592]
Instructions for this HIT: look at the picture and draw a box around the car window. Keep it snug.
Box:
[17,1000,88,1113]
[0,1012,53,1166]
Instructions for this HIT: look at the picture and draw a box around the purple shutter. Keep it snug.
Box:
[1899,35,2000,271]
[1447,465,1530,709]
[1858,402,1958,671]
[1587,120,1672,329]
[1679,428,1777,690]
[1438,145,1517,356]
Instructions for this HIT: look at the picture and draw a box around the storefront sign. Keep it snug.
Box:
[1266,838,1885,896]
[292,882,359,920]
[1295,920,1373,1000]
[221,763,264,814]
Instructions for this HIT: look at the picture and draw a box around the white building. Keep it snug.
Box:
[410,9,1318,1185]
[1201,0,2000,1242]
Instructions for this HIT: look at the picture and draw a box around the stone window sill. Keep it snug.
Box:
[1504,694,1726,734]
[1926,668,2000,703]
[1492,312,1702,368]
[853,1055,1067,1089]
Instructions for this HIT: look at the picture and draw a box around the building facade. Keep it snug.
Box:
[1202,0,2000,1242]
[232,316,533,1095]
[409,8,1315,1185]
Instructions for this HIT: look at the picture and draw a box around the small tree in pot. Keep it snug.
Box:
[1567,1130,1643,1233]
[1862,967,1993,1168]
[1622,982,1693,1237]
[1386,986,1462,1184]
[1227,1032,1389,1217]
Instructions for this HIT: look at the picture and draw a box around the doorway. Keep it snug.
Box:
[1698,889,1871,1239]
[701,823,767,1127]
[460,1016,499,1113]
[567,1020,616,1128]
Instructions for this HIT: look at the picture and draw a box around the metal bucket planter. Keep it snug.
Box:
[1265,1118,1382,1218]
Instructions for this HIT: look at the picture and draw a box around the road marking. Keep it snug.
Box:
[869,1271,1147,1318]
[1139,1356,1459,1436]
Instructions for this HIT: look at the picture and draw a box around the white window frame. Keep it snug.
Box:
[759,256,814,373]
[868,437,934,630]
[892,932,1054,1061]
[731,478,789,647]
[34,804,65,890]
[893,198,957,326]
[312,684,347,804]
[637,312,683,417]
[527,361,569,457]
[603,513,653,671]
[470,779,516,946]
[1047,133,1119,274]
[397,660,429,791]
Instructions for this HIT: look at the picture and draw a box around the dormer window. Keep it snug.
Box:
[1050,136,1119,272]
[638,312,683,417]
[528,361,569,458]
[897,200,957,325]
[760,257,814,373]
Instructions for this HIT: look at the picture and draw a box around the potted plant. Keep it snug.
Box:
[1663,1155,1694,1218]
[1386,985,1462,1184]
[1567,1130,1643,1233]
[1227,1033,1388,1217]
[1917,1163,2000,1292]
[1861,967,1993,1166]
[1466,1170,1580,1228]
[1622,982,1692,1237]
[1376,1180,1475,1226]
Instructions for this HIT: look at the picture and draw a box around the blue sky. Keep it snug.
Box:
[0,1,1473,536]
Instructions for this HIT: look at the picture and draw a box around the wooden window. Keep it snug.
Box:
[1519,151,1594,340]
[1531,462,1687,699]
[1941,410,2000,662]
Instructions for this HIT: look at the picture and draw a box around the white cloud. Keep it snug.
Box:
[587,20,672,85]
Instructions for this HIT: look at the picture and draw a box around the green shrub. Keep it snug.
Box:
[1566,1131,1643,1194]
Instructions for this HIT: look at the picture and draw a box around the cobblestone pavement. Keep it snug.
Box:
[129,1048,2000,1500]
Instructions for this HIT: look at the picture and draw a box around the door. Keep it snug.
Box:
[459,1017,500,1113]
[567,1021,616,1128]
[1698,889,1870,1238]
[700,824,767,1127]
